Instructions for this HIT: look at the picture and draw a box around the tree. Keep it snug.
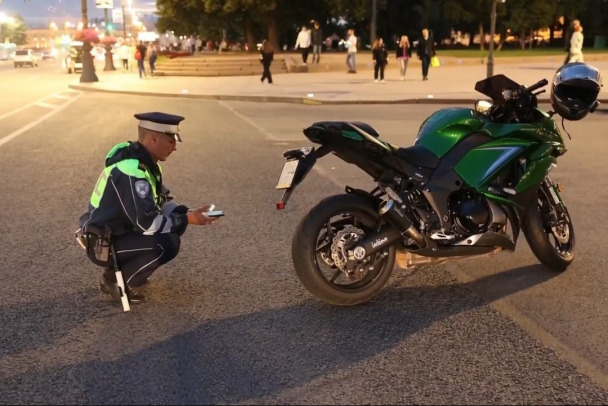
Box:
[502,0,556,49]
[0,14,28,45]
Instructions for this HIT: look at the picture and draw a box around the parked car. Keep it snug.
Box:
[40,47,58,60]
[0,43,17,61]
[13,49,39,67]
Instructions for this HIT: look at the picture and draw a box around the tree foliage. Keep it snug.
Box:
[0,14,28,45]
[155,0,603,51]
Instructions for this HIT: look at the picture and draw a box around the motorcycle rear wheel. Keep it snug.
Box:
[292,193,396,306]
[522,187,575,272]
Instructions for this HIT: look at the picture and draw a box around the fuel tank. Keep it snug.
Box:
[414,108,486,158]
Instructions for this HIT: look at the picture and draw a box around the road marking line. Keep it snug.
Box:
[52,94,71,100]
[36,102,58,109]
[447,265,608,391]
[218,100,279,141]
[0,91,82,149]
[0,91,76,122]
[218,101,348,188]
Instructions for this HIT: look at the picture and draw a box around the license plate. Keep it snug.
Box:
[276,160,299,189]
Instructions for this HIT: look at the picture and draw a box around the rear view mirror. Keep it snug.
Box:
[475,100,493,114]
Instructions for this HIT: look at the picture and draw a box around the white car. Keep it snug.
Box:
[13,49,39,68]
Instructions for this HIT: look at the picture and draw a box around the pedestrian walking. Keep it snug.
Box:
[135,40,147,78]
[294,25,311,65]
[346,28,358,73]
[311,20,323,64]
[118,41,130,72]
[260,39,274,84]
[372,37,388,83]
[148,43,158,76]
[416,28,435,81]
[568,20,584,63]
[395,35,412,80]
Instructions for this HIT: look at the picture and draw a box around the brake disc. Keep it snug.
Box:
[330,225,365,272]
[551,222,570,244]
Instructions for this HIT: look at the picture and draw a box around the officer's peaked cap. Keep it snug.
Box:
[135,112,185,142]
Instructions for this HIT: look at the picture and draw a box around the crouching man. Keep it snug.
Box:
[78,112,219,305]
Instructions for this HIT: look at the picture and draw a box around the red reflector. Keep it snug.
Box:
[276,202,286,210]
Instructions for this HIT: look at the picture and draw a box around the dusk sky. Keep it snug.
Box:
[0,0,158,27]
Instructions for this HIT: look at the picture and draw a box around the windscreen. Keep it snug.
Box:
[474,74,521,105]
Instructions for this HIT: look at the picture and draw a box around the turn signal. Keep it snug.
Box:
[556,183,563,192]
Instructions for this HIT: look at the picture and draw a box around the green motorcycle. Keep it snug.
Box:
[276,63,602,306]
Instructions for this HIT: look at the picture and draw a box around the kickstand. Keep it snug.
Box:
[111,245,130,312]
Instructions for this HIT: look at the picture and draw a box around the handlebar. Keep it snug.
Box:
[524,78,548,94]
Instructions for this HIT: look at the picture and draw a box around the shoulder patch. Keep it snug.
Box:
[134,180,150,198]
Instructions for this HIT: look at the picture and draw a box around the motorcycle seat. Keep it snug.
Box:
[313,121,380,137]
[394,146,440,169]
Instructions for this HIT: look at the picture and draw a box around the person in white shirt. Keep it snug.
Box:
[118,42,130,72]
[568,20,584,63]
[294,25,311,65]
[346,28,357,73]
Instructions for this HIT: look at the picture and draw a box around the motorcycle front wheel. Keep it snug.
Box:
[522,184,575,272]
[291,193,396,306]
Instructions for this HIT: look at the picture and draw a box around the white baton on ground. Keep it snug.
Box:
[115,270,131,312]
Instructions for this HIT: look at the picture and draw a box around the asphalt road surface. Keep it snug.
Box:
[0,67,607,404]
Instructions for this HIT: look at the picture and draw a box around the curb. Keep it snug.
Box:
[68,84,486,104]
[69,84,608,106]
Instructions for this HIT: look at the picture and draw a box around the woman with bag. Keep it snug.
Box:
[260,40,274,84]
[395,35,412,81]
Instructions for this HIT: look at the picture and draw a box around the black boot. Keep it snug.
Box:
[99,273,121,301]
[126,284,148,304]
[99,271,147,304]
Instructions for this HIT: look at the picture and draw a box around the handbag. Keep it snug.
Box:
[430,56,440,68]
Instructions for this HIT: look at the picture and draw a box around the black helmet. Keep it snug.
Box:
[551,62,602,121]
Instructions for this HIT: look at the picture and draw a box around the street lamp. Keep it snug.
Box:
[102,8,116,71]
[80,0,98,83]
[487,0,506,78]
[370,0,377,45]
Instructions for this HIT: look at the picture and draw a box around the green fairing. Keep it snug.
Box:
[341,130,363,141]
[515,155,556,193]
[454,138,530,188]
[454,106,564,205]
[415,108,485,157]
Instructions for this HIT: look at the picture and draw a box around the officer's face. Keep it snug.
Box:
[152,132,177,161]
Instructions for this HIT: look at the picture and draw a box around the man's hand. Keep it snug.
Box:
[187,203,220,225]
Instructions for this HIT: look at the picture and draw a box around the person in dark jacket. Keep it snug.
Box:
[260,40,274,84]
[311,20,324,64]
[372,37,388,83]
[78,112,219,304]
[416,28,436,81]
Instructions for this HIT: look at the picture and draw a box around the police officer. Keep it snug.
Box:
[79,112,219,304]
